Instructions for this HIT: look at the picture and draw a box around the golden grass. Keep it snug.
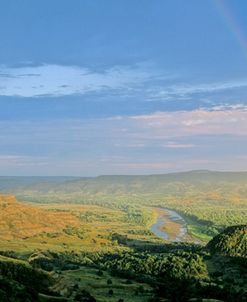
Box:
[0,195,160,253]
[0,195,80,241]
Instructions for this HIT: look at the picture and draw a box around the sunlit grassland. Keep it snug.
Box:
[1,191,246,254]
[18,186,247,243]
[0,201,162,253]
[0,192,246,301]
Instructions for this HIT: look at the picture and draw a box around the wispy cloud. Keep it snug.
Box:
[0,64,155,97]
[163,142,195,149]
[1,63,247,107]
[148,80,247,101]
[130,108,247,137]
[0,155,48,167]
[0,107,247,175]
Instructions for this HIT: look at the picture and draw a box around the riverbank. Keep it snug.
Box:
[150,208,199,243]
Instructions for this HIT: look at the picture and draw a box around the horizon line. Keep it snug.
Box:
[1,169,247,178]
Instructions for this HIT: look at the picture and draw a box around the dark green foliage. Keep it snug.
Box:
[156,277,247,302]
[111,233,128,245]
[125,279,132,284]
[207,225,247,257]
[124,207,153,226]
[28,251,55,271]
[0,256,52,301]
[100,251,207,279]
[0,256,50,291]
[96,270,103,276]
[74,289,97,302]
[0,276,38,302]
[1,237,246,302]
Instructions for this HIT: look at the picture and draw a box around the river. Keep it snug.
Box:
[150,208,194,242]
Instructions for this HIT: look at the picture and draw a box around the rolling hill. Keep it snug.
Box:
[1,170,247,197]
[207,225,247,257]
[0,195,80,240]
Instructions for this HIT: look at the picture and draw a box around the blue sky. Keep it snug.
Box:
[0,0,247,175]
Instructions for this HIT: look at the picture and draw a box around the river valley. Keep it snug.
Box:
[150,208,196,242]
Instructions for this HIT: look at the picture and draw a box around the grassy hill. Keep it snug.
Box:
[0,194,161,253]
[0,195,80,240]
[0,254,51,301]
[207,225,247,257]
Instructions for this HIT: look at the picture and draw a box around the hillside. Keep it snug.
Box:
[0,254,51,301]
[0,194,159,253]
[1,171,247,197]
[0,192,246,300]
[0,171,246,237]
[0,176,78,191]
[0,195,80,240]
[207,225,247,257]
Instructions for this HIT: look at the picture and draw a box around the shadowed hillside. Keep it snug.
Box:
[0,254,51,301]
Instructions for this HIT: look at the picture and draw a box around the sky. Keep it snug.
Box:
[0,0,247,176]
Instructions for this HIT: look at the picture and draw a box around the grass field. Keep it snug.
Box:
[0,196,162,253]
[51,266,153,302]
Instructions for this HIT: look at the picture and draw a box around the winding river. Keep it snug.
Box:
[150,208,193,242]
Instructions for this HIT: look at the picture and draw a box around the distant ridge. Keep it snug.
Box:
[1,170,247,197]
[2,169,247,178]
